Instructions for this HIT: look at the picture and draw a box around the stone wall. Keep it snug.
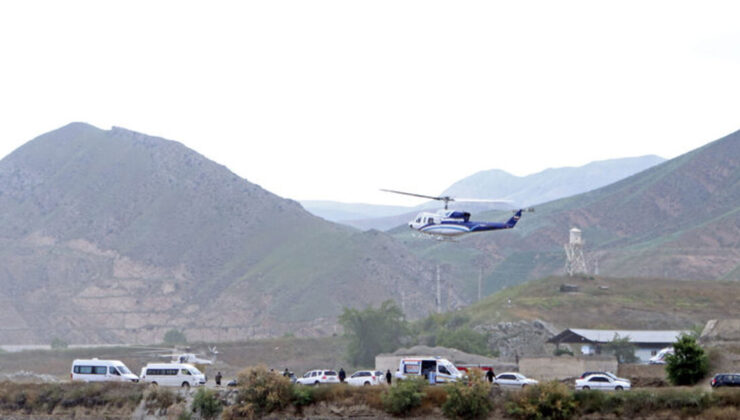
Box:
[617,363,667,380]
[519,355,617,381]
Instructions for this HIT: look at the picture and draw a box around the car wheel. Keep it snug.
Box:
[521,384,527,388]
[314,381,320,386]
[182,382,190,388]
[615,386,623,391]
[151,381,158,386]
[582,386,590,390]
[364,381,370,386]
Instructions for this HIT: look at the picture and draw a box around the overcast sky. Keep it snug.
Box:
[1,1,739,205]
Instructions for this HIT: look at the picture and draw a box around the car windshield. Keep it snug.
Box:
[116,365,131,374]
[189,367,202,375]
[444,363,460,376]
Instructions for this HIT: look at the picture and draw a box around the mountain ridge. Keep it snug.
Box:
[0,123,437,344]
[302,155,665,229]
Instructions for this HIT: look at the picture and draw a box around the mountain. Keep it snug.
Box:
[0,123,437,344]
[301,156,665,229]
[441,155,666,206]
[299,201,413,223]
[396,130,739,301]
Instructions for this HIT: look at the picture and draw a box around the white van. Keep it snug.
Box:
[140,363,206,387]
[649,347,674,364]
[71,359,139,383]
[394,357,462,383]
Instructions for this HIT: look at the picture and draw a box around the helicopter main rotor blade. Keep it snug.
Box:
[453,198,513,204]
[380,189,453,202]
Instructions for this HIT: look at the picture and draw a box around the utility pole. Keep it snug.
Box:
[436,264,441,313]
[478,266,483,302]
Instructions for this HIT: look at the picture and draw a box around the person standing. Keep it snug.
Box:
[338,368,346,383]
[486,369,494,383]
[385,369,392,385]
[215,371,222,386]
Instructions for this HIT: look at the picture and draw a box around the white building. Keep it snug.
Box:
[548,328,687,363]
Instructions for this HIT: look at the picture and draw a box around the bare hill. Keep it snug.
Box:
[0,123,436,344]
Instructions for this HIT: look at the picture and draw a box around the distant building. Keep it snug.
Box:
[547,328,687,363]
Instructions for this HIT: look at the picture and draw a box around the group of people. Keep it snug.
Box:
[213,366,398,387]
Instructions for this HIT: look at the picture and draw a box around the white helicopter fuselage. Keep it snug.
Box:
[408,209,524,237]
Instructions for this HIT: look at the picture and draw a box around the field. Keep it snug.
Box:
[0,336,354,383]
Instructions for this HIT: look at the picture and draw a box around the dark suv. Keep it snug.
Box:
[711,373,740,388]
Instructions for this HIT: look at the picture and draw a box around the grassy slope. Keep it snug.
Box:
[463,275,740,330]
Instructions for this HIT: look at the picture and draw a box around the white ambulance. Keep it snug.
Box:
[71,359,139,383]
[394,357,462,383]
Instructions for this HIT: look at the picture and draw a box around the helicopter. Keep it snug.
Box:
[381,189,533,238]
[132,345,217,365]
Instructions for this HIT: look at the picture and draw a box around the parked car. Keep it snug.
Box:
[649,347,674,364]
[346,370,381,386]
[139,363,206,388]
[580,371,630,384]
[295,369,340,386]
[711,373,740,388]
[71,359,139,383]
[494,372,538,388]
[575,374,630,391]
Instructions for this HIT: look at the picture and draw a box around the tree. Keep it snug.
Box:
[339,300,409,366]
[163,329,187,345]
[436,328,491,356]
[604,333,638,364]
[665,333,709,386]
[50,337,68,349]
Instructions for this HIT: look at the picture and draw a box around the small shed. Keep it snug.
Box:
[548,328,686,363]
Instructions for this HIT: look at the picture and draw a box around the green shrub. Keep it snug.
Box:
[506,381,576,420]
[291,385,314,408]
[234,365,292,416]
[665,334,709,386]
[191,388,222,420]
[442,369,491,419]
[553,348,573,356]
[654,388,714,413]
[50,337,68,349]
[163,329,187,345]
[381,377,426,415]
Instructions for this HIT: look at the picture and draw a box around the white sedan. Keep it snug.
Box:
[346,370,381,386]
[494,372,539,388]
[295,370,340,386]
[575,374,631,391]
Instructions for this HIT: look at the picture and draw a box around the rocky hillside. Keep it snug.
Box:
[0,123,437,344]
[395,130,739,299]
